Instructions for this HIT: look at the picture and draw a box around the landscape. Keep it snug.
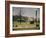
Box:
[12,7,40,30]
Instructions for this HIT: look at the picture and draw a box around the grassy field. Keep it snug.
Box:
[13,21,40,30]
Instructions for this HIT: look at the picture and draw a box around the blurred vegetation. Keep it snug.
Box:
[13,16,40,30]
[13,16,28,22]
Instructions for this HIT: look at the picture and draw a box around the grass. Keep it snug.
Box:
[13,28,39,30]
[13,21,40,30]
[13,21,36,27]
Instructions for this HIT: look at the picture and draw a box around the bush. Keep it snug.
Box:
[15,25,18,27]
[36,24,40,29]
[30,21,34,24]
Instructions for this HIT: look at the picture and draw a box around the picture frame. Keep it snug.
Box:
[5,1,45,37]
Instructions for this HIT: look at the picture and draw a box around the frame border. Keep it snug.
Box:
[5,1,45,37]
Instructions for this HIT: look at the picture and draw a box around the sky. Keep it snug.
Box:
[12,7,40,18]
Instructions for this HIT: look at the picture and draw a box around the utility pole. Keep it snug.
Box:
[36,10,37,21]
[36,10,37,26]
[19,8,21,24]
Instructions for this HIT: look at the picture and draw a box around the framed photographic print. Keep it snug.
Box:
[5,1,45,37]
